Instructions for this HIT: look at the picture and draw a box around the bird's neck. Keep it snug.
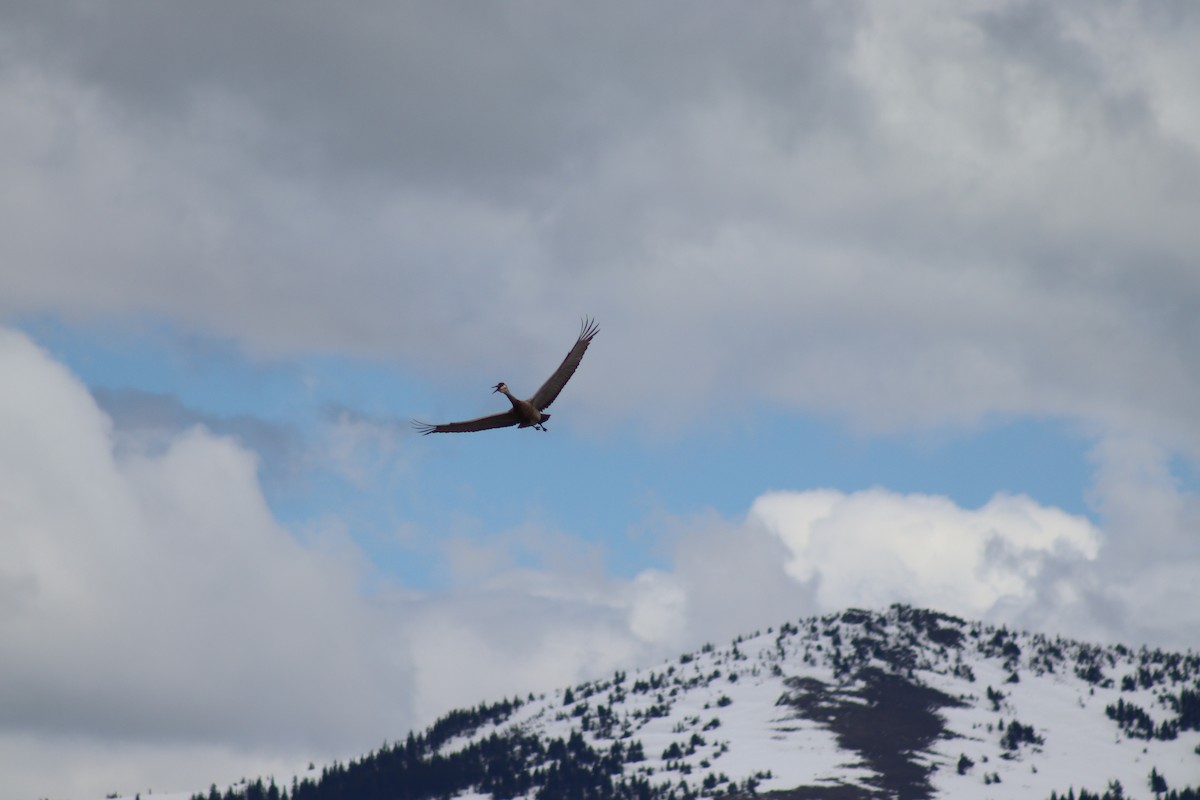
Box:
[500,387,521,408]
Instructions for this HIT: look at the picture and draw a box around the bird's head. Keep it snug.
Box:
[493,382,507,394]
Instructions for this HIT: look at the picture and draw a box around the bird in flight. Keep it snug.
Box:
[413,317,599,435]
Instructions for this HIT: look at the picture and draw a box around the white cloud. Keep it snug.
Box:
[749,488,1100,623]
[322,407,411,491]
[0,329,407,796]
[0,733,307,800]
[1081,435,1200,648]
[740,475,1200,651]
[401,586,644,724]
[627,569,688,644]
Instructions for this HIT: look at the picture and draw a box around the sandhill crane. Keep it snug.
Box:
[412,318,598,435]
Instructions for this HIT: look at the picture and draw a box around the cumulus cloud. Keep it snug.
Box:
[1082,436,1200,647]
[749,489,1100,625]
[0,329,407,796]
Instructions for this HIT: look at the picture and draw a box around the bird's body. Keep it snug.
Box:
[413,318,598,435]
[495,382,549,429]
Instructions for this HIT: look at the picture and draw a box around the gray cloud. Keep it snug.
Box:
[2,1,1198,458]
[0,1,860,194]
[93,386,300,462]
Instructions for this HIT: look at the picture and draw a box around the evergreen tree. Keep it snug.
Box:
[1151,767,1169,796]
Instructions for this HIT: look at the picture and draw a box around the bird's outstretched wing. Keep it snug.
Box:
[411,410,520,435]
[530,317,599,411]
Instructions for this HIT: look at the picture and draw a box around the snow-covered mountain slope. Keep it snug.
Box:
[420,605,1200,799]
[152,605,1200,800]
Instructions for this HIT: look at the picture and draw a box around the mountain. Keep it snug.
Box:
[177,605,1200,800]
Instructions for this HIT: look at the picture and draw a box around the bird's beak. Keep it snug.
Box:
[492,384,502,393]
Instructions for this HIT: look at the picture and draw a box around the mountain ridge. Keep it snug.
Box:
[125,605,1200,800]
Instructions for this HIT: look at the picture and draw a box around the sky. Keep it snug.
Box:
[1,2,1199,798]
